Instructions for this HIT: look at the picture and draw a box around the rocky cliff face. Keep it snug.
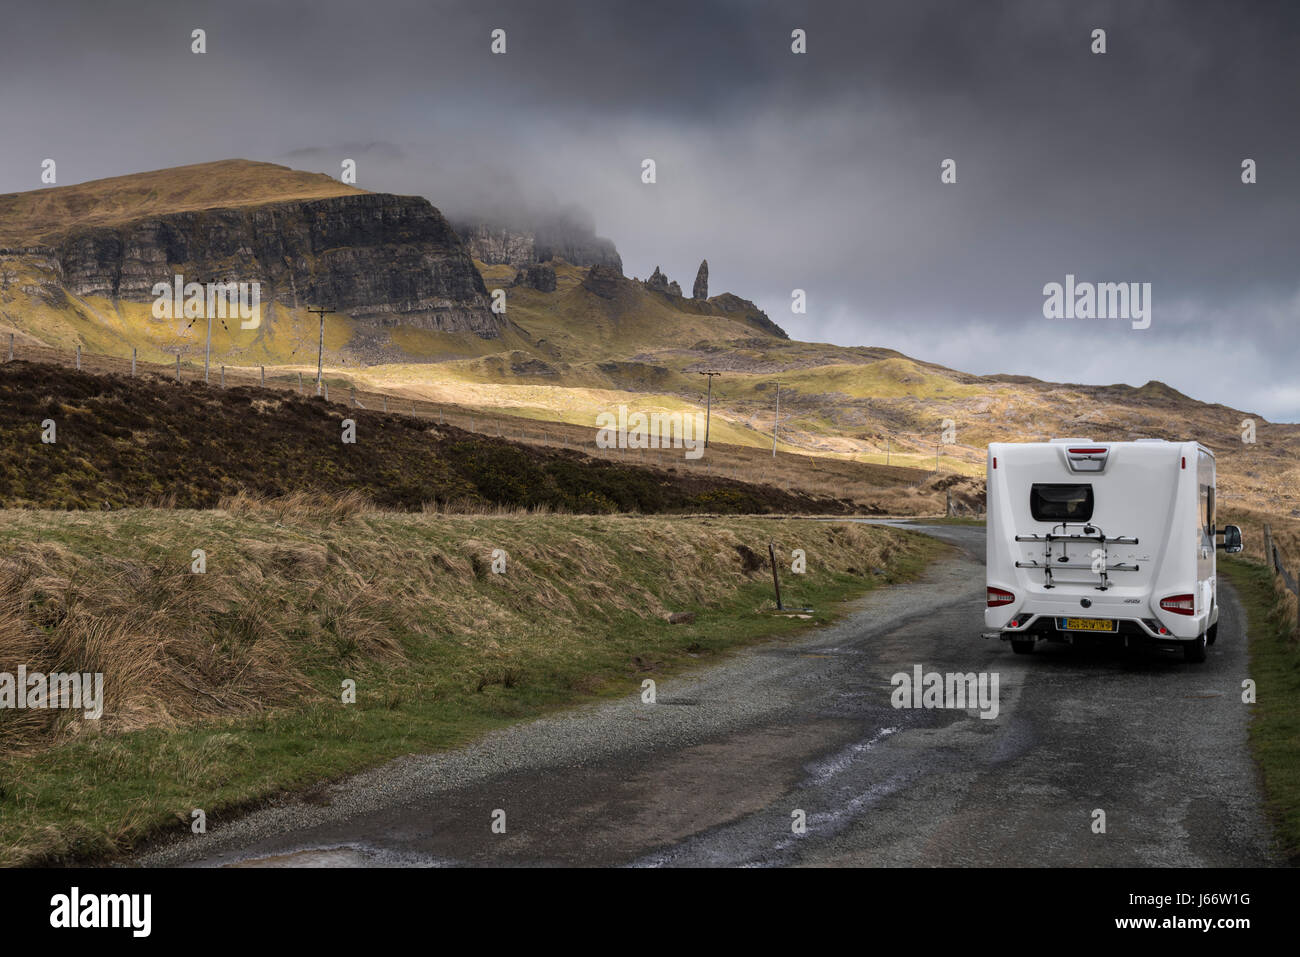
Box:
[54,193,500,337]
[643,266,675,295]
[709,293,788,339]
[455,213,622,273]
[582,263,626,299]
[513,263,557,292]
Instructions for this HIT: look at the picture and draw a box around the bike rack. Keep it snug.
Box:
[1014,522,1139,591]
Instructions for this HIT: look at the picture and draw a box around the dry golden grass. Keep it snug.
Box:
[1231,508,1300,640]
[0,160,364,245]
[0,503,925,759]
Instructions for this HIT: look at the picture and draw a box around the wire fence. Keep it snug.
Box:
[1261,523,1300,635]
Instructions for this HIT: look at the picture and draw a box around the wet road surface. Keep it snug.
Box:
[135,523,1279,867]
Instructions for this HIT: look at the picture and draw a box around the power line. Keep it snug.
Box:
[307,306,329,395]
[698,370,721,448]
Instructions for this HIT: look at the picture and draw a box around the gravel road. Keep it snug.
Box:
[133,523,1280,867]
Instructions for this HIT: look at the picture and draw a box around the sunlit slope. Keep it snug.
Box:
[0,160,365,245]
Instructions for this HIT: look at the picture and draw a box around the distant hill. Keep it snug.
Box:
[0,160,364,245]
[0,159,498,356]
[1,159,1296,519]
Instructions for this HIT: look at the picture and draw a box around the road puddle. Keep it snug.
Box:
[227,844,448,868]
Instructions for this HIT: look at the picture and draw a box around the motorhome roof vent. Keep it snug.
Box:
[1064,445,1109,472]
[1050,437,1095,444]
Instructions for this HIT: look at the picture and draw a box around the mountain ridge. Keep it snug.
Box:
[1,159,1296,518]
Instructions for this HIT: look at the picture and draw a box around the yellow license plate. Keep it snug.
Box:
[1060,617,1115,632]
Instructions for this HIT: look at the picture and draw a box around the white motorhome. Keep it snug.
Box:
[985,439,1242,662]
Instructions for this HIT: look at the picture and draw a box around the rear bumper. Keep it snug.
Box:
[987,610,1202,643]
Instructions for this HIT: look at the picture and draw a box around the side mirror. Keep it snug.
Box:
[1218,524,1243,554]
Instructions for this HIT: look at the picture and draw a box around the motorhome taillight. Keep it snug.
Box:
[987,587,1015,607]
[1067,448,1107,454]
[1159,594,1196,616]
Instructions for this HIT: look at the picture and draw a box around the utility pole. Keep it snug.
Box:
[699,370,721,449]
[772,382,780,457]
[308,306,329,395]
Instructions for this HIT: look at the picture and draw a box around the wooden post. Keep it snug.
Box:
[1264,524,1274,571]
[323,382,329,401]
[772,382,780,457]
[382,396,387,413]
[260,366,265,387]
[176,353,181,381]
[75,344,81,370]
[7,332,12,361]
[298,372,303,394]
[221,365,225,388]
[768,542,784,611]
[131,347,136,377]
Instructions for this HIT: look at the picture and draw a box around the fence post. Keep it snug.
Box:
[76,344,81,370]
[1264,524,1274,571]
[176,354,181,381]
[768,542,784,611]
[382,396,387,413]
[131,347,136,377]
[260,366,265,387]
[298,372,303,394]
[221,365,225,388]
[323,382,328,401]
[7,332,12,361]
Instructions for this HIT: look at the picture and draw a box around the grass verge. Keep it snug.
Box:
[0,506,945,865]
[1220,556,1300,862]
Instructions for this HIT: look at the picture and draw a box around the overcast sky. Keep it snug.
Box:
[2,0,1298,420]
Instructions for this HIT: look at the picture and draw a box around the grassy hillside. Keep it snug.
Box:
[0,160,365,244]
[0,507,940,864]
[0,360,864,514]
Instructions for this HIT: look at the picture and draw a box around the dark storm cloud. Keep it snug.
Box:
[1,0,1298,418]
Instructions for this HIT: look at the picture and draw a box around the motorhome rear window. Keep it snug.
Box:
[1030,483,1094,522]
